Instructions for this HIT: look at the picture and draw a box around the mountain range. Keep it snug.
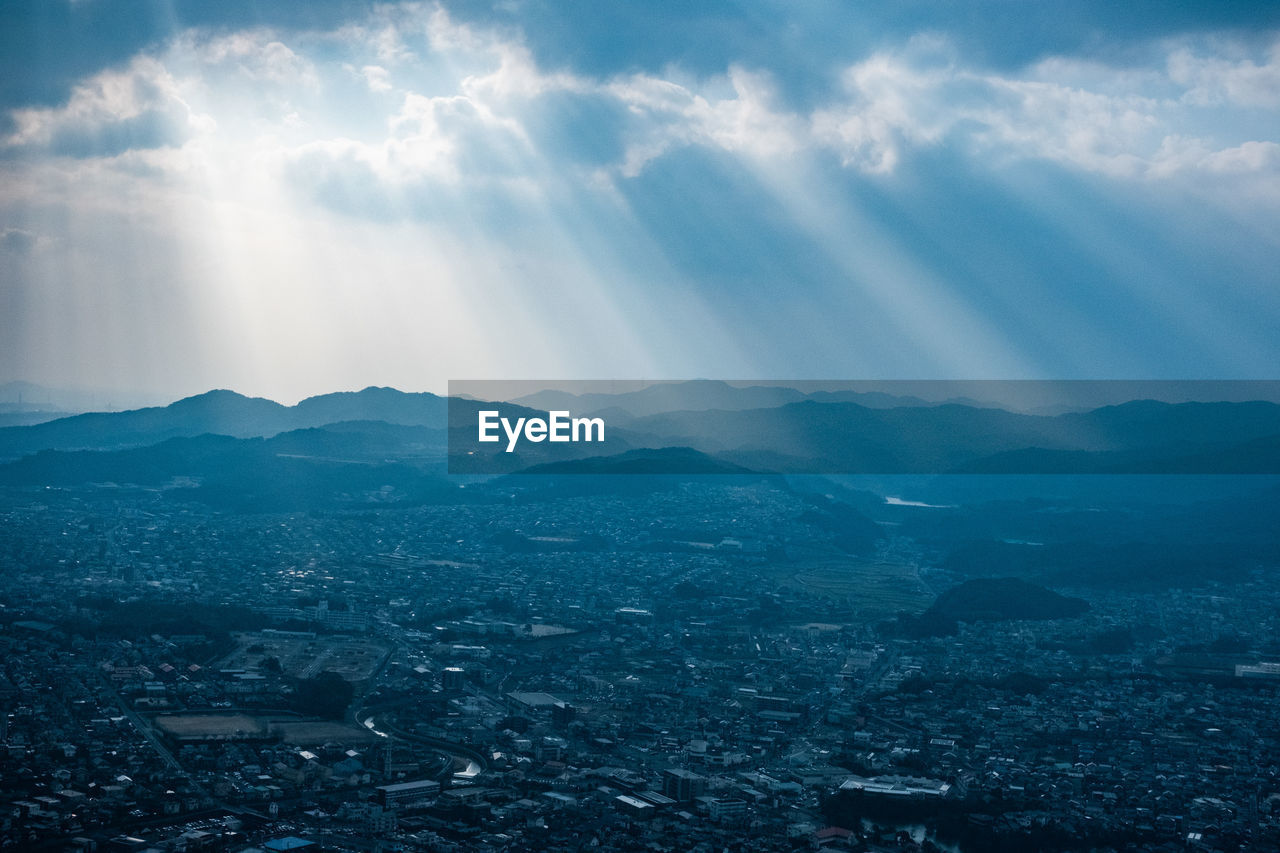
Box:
[4,382,1280,476]
[0,387,448,459]
[509,379,960,420]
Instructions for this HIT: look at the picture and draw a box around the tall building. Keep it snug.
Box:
[442,666,465,692]
[661,768,706,802]
[552,700,575,729]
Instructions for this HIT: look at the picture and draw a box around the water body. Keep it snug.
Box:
[454,759,482,779]
[884,496,955,508]
[362,713,485,781]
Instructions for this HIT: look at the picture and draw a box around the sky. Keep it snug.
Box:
[1,1,1278,405]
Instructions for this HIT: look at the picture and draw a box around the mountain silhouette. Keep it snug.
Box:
[4,385,1280,475]
[0,386,447,459]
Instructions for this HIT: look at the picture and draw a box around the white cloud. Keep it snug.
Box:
[6,9,1278,204]
[1168,41,1280,108]
[1204,139,1280,172]
[361,65,393,93]
[691,67,806,159]
[3,56,200,153]
[801,39,1279,189]
[601,66,806,177]
[194,31,319,89]
[811,55,955,173]
[973,77,1162,177]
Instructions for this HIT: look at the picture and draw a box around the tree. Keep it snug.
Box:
[292,671,354,720]
[498,715,531,734]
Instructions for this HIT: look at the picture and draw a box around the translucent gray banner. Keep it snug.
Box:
[447,380,1280,475]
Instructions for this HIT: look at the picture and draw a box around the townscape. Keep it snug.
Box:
[3,469,1279,852]
[3,0,1278,848]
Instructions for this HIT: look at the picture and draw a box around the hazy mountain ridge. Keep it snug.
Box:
[507,380,1280,420]
[0,386,448,459]
[616,399,1280,474]
[0,428,457,512]
[513,380,956,419]
[5,383,1280,474]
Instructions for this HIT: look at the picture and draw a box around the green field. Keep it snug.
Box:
[773,558,933,621]
[154,713,266,738]
[153,713,376,745]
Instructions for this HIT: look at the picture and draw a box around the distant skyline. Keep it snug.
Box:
[3,1,1279,404]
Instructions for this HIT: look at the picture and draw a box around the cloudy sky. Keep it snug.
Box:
[2,1,1278,404]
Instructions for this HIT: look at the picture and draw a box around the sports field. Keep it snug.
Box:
[154,713,376,745]
[154,713,266,738]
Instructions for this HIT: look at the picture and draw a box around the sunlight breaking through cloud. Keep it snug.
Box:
[1,3,1277,401]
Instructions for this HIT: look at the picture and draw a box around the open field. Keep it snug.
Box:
[220,632,391,681]
[154,714,266,738]
[770,558,933,621]
[267,719,378,745]
[153,713,376,745]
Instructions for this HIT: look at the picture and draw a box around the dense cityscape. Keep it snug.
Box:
[3,466,1279,852]
[4,0,1278,849]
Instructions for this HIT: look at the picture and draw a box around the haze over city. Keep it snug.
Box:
[4,4,1280,853]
